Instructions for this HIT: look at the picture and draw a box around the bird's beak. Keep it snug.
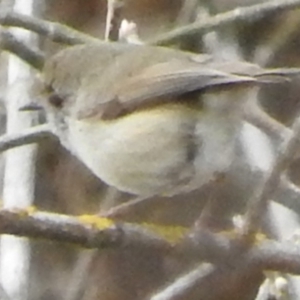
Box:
[19,102,43,111]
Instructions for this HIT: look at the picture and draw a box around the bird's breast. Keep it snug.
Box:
[66,102,239,196]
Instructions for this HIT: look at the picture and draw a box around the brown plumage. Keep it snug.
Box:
[40,42,299,196]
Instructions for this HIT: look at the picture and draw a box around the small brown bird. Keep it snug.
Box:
[40,42,297,197]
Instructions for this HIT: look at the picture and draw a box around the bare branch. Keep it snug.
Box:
[0,124,55,153]
[241,108,300,239]
[180,229,300,275]
[1,0,299,50]
[149,262,262,300]
[0,207,299,279]
[151,235,300,300]
[149,264,218,300]
[149,0,300,45]
[253,240,300,274]
[152,240,300,300]
[101,195,152,218]
[0,208,171,252]
[65,251,98,300]
[253,11,300,66]
[176,0,200,26]
[0,30,45,70]
[244,100,291,144]
[105,0,124,41]
[0,10,97,45]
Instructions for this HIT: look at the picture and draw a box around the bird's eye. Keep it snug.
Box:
[48,93,64,108]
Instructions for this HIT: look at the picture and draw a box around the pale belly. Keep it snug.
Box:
[67,104,238,196]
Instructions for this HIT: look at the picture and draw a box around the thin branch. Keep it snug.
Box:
[149,262,262,300]
[151,240,300,300]
[151,236,300,300]
[244,99,292,145]
[0,124,55,153]
[105,0,124,41]
[149,264,218,300]
[149,0,300,45]
[0,208,300,278]
[254,240,300,274]
[101,195,151,218]
[253,10,300,66]
[241,107,300,239]
[65,250,98,300]
[177,228,300,275]
[0,30,45,70]
[1,3,43,300]
[0,208,171,252]
[276,174,300,214]
[176,0,200,26]
[0,0,299,50]
[0,11,97,45]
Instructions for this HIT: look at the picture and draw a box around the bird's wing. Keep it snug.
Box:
[77,60,257,120]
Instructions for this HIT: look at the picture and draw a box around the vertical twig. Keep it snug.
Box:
[0,1,42,300]
[176,0,199,26]
[241,112,300,240]
[105,0,124,41]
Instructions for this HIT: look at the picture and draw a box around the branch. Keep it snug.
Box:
[0,10,97,45]
[1,0,299,49]
[0,208,171,252]
[105,0,124,41]
[0,208,300,277]
[276,174,300,214]
[0,124,55,153]
[244,100,291,145]
[1,3,44,299]
[149,262,263,300]
[179,229,300,275]
[241,105,300,239]
[0,30,45,70]
[253,241,300,274]
[151,234,300,300]
[149,0,300,45]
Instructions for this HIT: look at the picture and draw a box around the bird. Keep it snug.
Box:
[38,41,298,197]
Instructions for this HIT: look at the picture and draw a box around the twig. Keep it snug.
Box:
[149,0,300,45]
[276,174,300,214]
[0,124,55,153]
[149,262,262,300]
[244,99,291,144]
[241,107,300,240]
[101,195,151,218]
[0,208,299,277]
[65,250,98,300]
[0,208,171,252]
[0,2,43,296]
[151,235,300,300]
[176,0,200,26]
[105,0,124,41]
[149,264,217,300]
[253,10,300,66]
[177,229,300,275]
[0,0,299,50]
[0,30,45,70]
[0,10,97,45]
